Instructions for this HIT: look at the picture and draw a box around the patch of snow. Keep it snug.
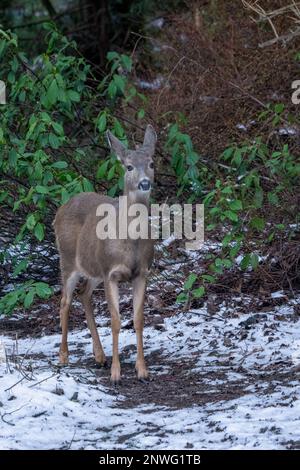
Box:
[0,297,300,449]
[278,127,298,136]
[271,291,286,299]
[136,76,164,91]
[236,123,247,132]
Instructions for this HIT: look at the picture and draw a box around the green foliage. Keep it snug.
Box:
[165,123,205,201]
[0,26,147,314]
[178,130,300,303]
[0,281,52,315]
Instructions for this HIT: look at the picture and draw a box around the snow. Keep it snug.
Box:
[0,297,300,450]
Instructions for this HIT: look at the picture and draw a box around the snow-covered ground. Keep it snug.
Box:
[0,296,300,450]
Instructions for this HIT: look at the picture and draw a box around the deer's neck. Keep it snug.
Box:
[124,186,150,209]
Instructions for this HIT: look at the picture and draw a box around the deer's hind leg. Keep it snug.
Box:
[79,278,106,366]
[59,271,80,365]
[133,276,148,380]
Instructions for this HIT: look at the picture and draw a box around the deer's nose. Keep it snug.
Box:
[138,179,151,191]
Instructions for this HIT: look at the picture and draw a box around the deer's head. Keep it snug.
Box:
[107,125,157,199]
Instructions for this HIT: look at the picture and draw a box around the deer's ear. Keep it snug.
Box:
[143,124,157,155]
[106,130,126,162]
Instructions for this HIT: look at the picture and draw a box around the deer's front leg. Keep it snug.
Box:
[133,276,148,380]
[105,279,121,383]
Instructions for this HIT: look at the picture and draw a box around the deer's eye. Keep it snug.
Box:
[149,161,154,169]
[126,165,134,171]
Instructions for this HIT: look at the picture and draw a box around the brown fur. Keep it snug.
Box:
[53,125,157,382]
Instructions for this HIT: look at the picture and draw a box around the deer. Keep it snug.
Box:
[53,125,157,383]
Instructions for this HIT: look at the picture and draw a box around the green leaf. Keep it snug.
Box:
[108,81,117,99]
[61,188,70,204]
[8,149,18,167]
[24,289,34,309]
[223,259,233,268]
[233,148,242,166]
[35,185,49,194]
[26,213,36,230]
[35,282,52,298]
[82,178,94,192]
[67,90,80,102]
[267,192,279,206]
[34,223,45,241]
[176,292,188,303]
[97,112,107,133]
[228,199,242,211]
[202,274,216,283]
[222,147,234,161]
[250,217,265,231]
[48,133,60,149]
[107,51,119,62]
[52,160,68,169]
[12,259,28,277]
[47,78,59,105]
[192,286,205,298]
[240,254,251,270]
[107,165,115,180]
[184,273,197,290]
[121,54,132,71]
[224,210,239,223]
[250,253,259,269]
[113,74,126,94]
[137,109,145,119]
[275,103,284,114]
[97,161,109,179]
[52,121,64,136]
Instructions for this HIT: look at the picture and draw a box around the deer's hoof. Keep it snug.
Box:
[59,351,69,366]
[94,352,107,368]
[110,365,121,385]
[136,364,149,381]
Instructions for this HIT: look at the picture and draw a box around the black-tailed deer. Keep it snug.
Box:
[53,125,157,383]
